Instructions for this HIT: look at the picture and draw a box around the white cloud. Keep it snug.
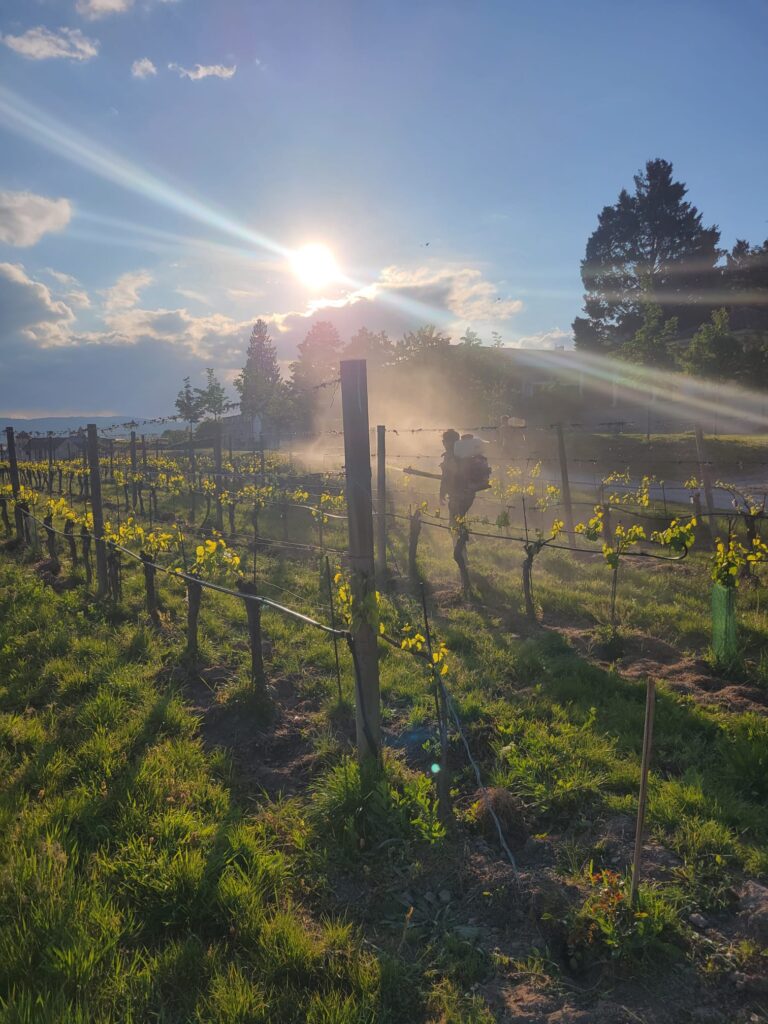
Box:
[1,26,99,61]
[176,287,209,304]
[76,0,133,18]
[168,62,237,80]
[0,262,75,345]
[131,57,157,78]
[103,269,153,312]
[510,327,573,349]
[371,265,523,322]
[0,191,72,247]
[99,304,249,358]
[227,287,264,301]
[44,269,79,286]
[263,263,524,357]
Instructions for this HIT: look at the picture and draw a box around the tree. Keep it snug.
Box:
[234,319,284,420]
[290,321,343,431]
[491,331,504,348]
[723,239,768,332]
[396,324,451,361]
[175,376,205,425]
[621,294,678,367]
[195,368,228,421]
[573,159,721,352]
[460,327,482,347]
[343,327,395,366]
[678,308,735,379]
[290,321,343,391]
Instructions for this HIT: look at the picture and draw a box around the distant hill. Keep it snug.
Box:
[0,416,180,437]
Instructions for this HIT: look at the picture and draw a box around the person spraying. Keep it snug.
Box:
[440,430,491,528]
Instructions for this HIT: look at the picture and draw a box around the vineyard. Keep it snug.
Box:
[2,373,768,1023]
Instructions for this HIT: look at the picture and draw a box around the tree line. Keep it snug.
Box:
[573,158,768,381]
[173,319,505,437]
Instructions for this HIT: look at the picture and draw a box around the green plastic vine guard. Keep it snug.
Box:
[711,582,738,664]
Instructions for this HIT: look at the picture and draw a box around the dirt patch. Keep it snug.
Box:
[182,668,325,799]
[554,626,768,715]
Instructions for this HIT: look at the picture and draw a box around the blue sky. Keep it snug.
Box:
[1,0,767,416]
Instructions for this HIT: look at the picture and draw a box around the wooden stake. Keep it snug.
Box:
[43,514,59,568]
[64,519,78,568]
[631,678,656,904]
[5,427,24,540]
[340,359,381,764]
[237,580,266,692]
[140,552,161,628]
[86,424,109,598]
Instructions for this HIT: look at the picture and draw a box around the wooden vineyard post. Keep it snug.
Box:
[555,422,575,539]
[376,425,387,586]
[81,526,92,586]
[141,434,148,472]
[631,678,656,904]
[140,552,161,628]
[43,514,59,569]
[237,580,267,693]
[5,427,24,541]
[64,519,78,568]
[213,423,224,532]
[0,497,10,535]
[87,424,109,598]
[340,359,382,765]
[186,576,203,660]
[130,430,138,510]
[107,544,121,602]
[522,548,536,621]
[5,426,20,517]
[408,507,422,582]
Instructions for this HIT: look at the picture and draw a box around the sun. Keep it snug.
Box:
[290,243,340,290]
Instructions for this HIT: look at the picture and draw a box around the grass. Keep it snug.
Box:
[2,453,768,1019]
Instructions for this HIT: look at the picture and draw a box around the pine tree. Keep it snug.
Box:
[573,159,721,352]
[290,321,342,390]
[290,321,343,431]
[234,319,284,419]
